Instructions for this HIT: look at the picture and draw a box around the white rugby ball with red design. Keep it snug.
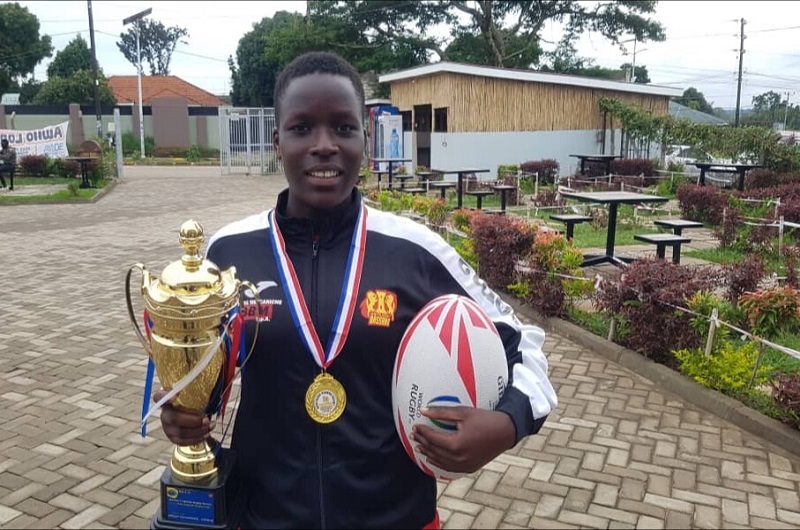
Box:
[392,294,509,481]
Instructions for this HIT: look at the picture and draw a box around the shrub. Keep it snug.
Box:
[674,341,771,396]
[520,159,560,185]
[714,204,742,248]
[686,290,743,348]
[121,132,155,157]
[771,373,800,429]
[20,154,48,176]
[677,183,730,224]
[740,286,800,339]
[153,147,189,158]
[725,254,765,304]
[532,189,564,208]
[593,259,719,363]
[511,230,590,317]
[745,169,779,190]
[611,158,656,177]
[470,213,537,290]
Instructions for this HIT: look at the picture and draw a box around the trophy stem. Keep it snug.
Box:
[171,439,219,483]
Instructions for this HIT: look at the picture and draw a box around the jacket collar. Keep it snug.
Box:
[274,188,362,244]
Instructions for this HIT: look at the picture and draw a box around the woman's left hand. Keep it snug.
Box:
[411,407,516,474]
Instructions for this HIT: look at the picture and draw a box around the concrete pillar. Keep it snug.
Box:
[152,97,189,149]
[0,105,5,129]
[69,103,85,147]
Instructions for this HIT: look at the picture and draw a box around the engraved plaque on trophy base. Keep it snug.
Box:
[150,448,242,530]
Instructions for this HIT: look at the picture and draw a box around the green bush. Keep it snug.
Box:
[121,132,155,157]
[675,341,771,396]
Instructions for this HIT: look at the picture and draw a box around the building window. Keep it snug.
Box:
[434,107,448,132]
[400,110,412,132]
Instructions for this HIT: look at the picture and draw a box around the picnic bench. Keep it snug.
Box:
[464,190,494,210]
[430,181,456,199]
[549,214,593,240]
[633,233,692,264]
[653,219,704,236]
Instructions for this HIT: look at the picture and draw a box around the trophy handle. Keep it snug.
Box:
[126,264,153,356]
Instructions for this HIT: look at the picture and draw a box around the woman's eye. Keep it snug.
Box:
[290,124,310,133]
[337,125,357,133]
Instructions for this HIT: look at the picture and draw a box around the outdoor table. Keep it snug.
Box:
[569,154,621,177]
[415,171,435,192]
[490,184,517,212]
[393,174,415,190]
[464,190,494,210]
[430,181,456,200]
[431,167,491,208]
[65,156,98,189]
[372,157,412,191]
[691,163,762,192]
[559,190,669,267]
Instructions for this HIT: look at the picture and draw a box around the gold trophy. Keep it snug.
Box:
[125,220,255,529]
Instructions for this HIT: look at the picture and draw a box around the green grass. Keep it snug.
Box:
[684,246,786,273]
[10,176,74,186]
[565,306,610,338]
[763,331,800,376]
[0,179,108,203]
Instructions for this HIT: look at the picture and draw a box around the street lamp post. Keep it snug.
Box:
[123,8,152,157]
[621,38,647,83]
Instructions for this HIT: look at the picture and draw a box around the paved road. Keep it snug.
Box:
[1,167,799,529]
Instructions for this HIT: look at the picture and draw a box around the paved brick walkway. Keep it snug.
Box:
[1,167,799,529]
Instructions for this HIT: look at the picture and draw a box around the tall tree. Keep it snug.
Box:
[117,19,188,75]
[229,11,427,106]
[620,62,650,84]
[675,87,715,115]
[744,91,800,130]
[47,34,92,79]
[0,2,52,96]
[32,70,116,105]
[309,0,665,68]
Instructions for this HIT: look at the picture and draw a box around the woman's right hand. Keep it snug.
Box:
[153,389,215,446]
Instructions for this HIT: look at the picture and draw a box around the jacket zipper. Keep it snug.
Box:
[311,232,326,529]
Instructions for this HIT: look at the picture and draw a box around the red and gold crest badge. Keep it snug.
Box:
[359,289,398,327]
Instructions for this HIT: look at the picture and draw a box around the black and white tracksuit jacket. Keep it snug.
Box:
[205,189,557,529]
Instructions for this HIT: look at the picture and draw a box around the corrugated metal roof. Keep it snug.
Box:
[669,101,728,125]
[378,61,684,98]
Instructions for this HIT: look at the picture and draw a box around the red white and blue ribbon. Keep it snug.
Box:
[268,204,368,370]
[139,308,244,438]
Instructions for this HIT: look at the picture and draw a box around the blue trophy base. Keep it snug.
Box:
[151,447,242,530]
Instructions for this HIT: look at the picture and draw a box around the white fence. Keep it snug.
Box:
[218,107,280,175]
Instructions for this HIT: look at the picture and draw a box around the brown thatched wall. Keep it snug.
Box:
[389,72,669,133]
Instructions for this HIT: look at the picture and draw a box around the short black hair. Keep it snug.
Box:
[273,52,365,125]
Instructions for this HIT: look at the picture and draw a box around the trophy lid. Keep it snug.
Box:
[157,220,224,296]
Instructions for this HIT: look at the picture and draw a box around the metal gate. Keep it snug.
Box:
[218,107,280,175]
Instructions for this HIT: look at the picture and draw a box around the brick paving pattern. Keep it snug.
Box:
[1,167,799,529]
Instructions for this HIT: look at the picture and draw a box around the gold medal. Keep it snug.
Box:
[305,373,346,424]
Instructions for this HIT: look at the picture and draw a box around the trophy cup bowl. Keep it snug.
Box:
[126,220,253,529]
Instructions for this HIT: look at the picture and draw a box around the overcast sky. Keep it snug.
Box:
[9,0,800,109]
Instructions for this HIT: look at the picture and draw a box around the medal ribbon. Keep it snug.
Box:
[268,203,367,370]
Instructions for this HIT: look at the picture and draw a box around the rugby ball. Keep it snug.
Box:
[392,294,509,481]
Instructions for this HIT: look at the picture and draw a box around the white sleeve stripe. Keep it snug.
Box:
[206,209,272,257]
[366,207,558,420]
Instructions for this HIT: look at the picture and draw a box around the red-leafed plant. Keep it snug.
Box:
[470,213,537,291]
[771,373,800,429]
[725,254,765,304]
[593,259,720,364]
[20,154,48,176]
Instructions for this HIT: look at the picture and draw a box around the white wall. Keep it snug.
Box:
[403,131,413,162]
[427,129,623,179]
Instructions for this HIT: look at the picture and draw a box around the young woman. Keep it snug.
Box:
[156,51,557,529]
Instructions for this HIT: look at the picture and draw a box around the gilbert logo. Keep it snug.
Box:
[242,280,283,322]
[359,289,397,327]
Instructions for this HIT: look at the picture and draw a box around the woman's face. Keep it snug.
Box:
[274,73,365,218]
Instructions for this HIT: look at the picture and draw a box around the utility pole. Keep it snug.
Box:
[784,91,792,131]
[734,18,746,127]
[87,0,102,139]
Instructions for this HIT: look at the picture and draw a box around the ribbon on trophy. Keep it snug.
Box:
[139,308,246,438]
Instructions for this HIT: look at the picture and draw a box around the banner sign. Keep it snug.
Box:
[0,121,70,158]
